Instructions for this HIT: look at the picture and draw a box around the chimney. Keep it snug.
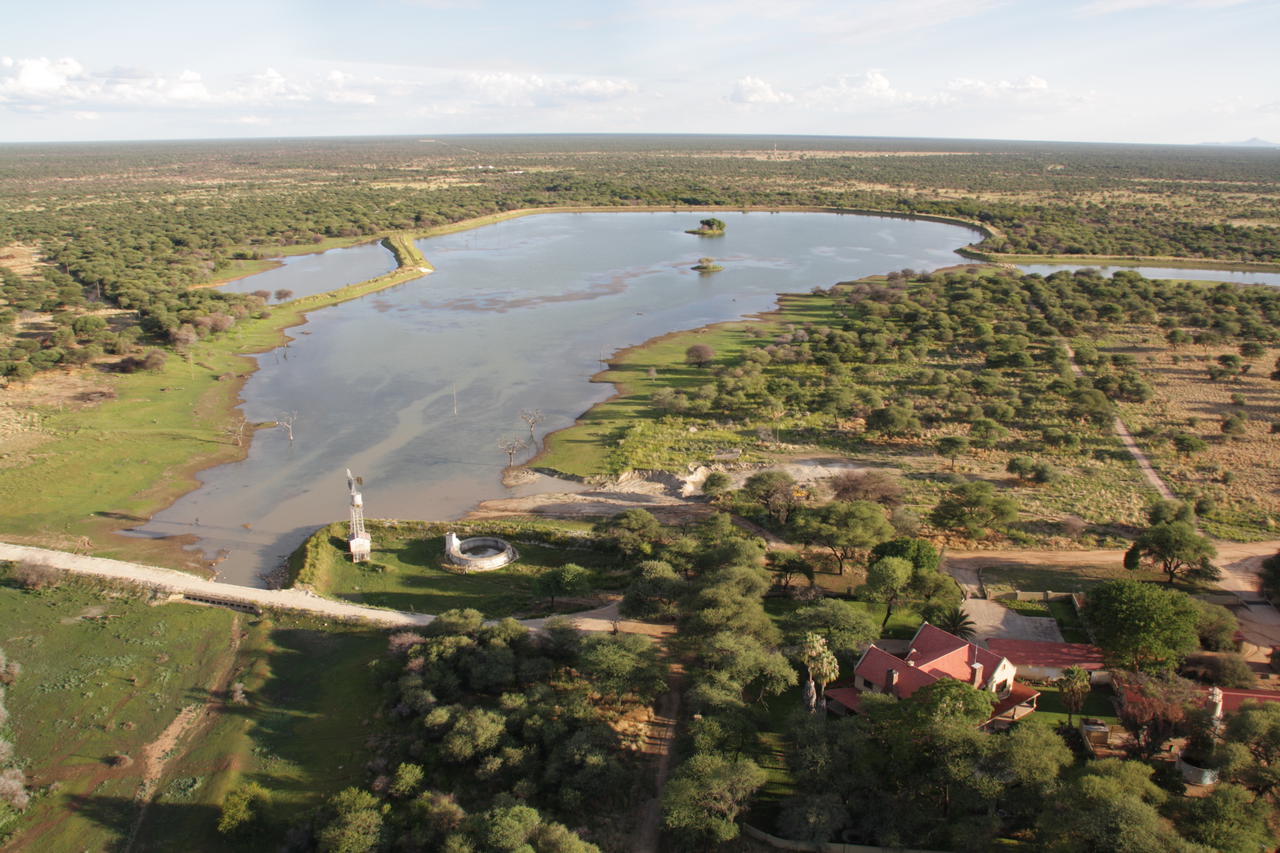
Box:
[886,668,899,695]
[970,661,984,688]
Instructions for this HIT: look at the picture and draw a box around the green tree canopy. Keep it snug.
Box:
[1123,521,1219,584]
[1084,579,1199,673]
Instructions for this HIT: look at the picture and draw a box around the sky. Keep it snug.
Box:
[2,0,1277,145]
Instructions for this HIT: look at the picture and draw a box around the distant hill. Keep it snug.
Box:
[1199,137,1279,148]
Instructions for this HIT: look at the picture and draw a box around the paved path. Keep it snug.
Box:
[0,542,671,636]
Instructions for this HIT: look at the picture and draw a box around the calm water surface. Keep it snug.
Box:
[1017,263,1280,288]
[216,241,398,299]
[136,211,981,585]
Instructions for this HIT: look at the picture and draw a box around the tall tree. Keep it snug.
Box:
[1084,580,1199,673]
[792,500,893,574]
[1123,521,1219,584]
[865,556,913,630]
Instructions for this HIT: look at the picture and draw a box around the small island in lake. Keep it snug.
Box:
[685,216,726,236]
[691,256,724,272]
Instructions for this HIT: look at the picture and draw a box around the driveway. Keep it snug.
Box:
[962,599,1065,644]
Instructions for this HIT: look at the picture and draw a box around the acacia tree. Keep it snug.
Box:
[685,343,715,367]
[1123,521,1219,584]
[533,563,591,609]
[791,500,893,574]
[937,436,970,470]
[929,481,1018,539]
[865,556,912,630]
[519,408,544,441]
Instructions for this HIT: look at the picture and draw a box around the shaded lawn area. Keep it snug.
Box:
[1029,684,1119,728]
[980,560,1162,595]
[764,595,923,641]
[306,523,623,618]
[746,684,803,832]
[1047,600,1090,644]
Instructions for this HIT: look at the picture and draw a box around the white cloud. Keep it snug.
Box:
[454,71,637,108]
[729,76,793,105]
[1077,0,1257,15]
[802,71,945,110]
[0,56,394,113]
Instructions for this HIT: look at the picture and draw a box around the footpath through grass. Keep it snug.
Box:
[0,569,386,851]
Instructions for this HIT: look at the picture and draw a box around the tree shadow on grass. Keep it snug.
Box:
[73,795,225,853]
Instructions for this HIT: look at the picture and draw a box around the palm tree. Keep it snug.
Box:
[1056,665,1091,727]
[935,605,977,641]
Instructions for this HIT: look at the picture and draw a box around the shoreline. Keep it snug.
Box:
[13,204,1276,572]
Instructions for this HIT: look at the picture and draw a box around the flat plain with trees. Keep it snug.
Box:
[3,136,1280,851]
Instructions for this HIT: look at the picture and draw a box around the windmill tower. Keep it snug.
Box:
[346,468,371,562]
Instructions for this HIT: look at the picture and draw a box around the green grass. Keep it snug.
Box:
[1029,684,1119,728]
[0,570,387,851]
[295,519,622,618]
[981,560,1162,596]
[1047,599,1090,643]
[537,321,764,477]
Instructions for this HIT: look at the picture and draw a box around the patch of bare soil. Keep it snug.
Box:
[0,244,44,275]
[467,489,713,525]
[632,664,684,853]
[123,614,243,851]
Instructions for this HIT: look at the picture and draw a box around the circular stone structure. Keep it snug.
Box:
[444,531,518,572]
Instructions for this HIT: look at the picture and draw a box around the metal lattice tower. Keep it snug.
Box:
[346,468,371,562]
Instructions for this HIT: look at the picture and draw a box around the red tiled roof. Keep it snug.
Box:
[991,681,1040,719]
[825,687,864,713]
[985,639,1105,671]
[1217,687,1280,714]
[854,645,937,698]
[906,623,1006,684]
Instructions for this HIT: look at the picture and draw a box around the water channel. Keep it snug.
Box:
[131,211,1277,586]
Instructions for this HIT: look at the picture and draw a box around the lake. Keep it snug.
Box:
[135,210,981,585]
[1016,263,1280,288]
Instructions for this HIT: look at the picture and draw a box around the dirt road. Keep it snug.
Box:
[0,542,671,637]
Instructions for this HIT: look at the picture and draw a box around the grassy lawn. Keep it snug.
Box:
[0,571,388,851]
[1047,599,1090,644]
[764,595,923,641]
[980,560,1162,596]
[1030,684,1119,728]
[293,519,624,618]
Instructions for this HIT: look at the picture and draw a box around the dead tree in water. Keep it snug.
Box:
[498,436,527,467]
[278,411,297,442]
[519,408,544,442]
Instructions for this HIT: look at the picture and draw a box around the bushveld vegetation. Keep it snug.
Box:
[547,265,1279,543]
[2,135,1278,384]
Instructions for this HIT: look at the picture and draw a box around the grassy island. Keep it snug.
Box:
[685,217,726,236]
[691,256,724,272]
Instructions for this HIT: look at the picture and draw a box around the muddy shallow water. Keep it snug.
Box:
[133,210,982,585]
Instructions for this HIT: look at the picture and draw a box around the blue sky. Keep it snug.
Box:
[2,0,1277,144]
